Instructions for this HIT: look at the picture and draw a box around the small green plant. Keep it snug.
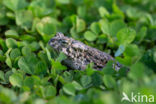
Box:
[0,0,156,104]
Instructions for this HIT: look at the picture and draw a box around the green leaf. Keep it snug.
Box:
[116,56,132,66]
[34,61,47,75]
[16,10,33,30]
[19,35,36,41]
[38,51,49,65]
[135,26,147,43]
[72,81,83,91]
[0,38,7,51]
[4,70,12,83]
[124,44,140,57]
[36,17,56,42]
[9,72,23,87]
[122,44,141,65]
[3,0,28,11]
[6,38,17,48]
[100,19,126,38]
[103,75,116,89]
[46,48,51,61]
[91,72,103,87]
[128,62,145,80]
[102,61,116,75]
[126,7,143,20]
[0,50,5,62]
[70,26,78,39]
[0,86,17,103]
[18,92,30,103]
[99,19,110,35]
[6,57,12,68]
[90,22,101,34]
[63,83,75,96]
[18,57,32,74]
[55,95,73,104]
[77,6,86,18]
[97,34,107,44]
[85,63,95,76]
[116,28,136,45]
[44,86,56,98]
[10,48,21,60]
[0,71,5,81]
[22,46,32,56]
[0,6,9,25]
[0,50,3,55]
[72,0,83,5]
[6,11,15,19]
[18,54,38,74]
[5,30,19,39]
[76,17,86,33]
[28,0,53,17]
[29,42,40,52]
[99,7,109,17]
[112,3,124,18]
[57,0,70,4]
[84,31,97,41]
[24,76,40,88]
[154,51,156,63]
[80,75,92,88]
[62,71,73,82]
[36,22,56,36]
[110,20,126,37]
[56,52,67,62]
[52,60,67,73]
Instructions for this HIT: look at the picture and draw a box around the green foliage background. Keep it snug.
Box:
[0,0,156,104]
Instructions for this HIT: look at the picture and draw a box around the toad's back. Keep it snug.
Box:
[49,32,121,70]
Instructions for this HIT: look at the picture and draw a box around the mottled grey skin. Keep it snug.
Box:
[49,32,122,70]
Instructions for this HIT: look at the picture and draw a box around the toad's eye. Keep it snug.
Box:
[61,40,68,44]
